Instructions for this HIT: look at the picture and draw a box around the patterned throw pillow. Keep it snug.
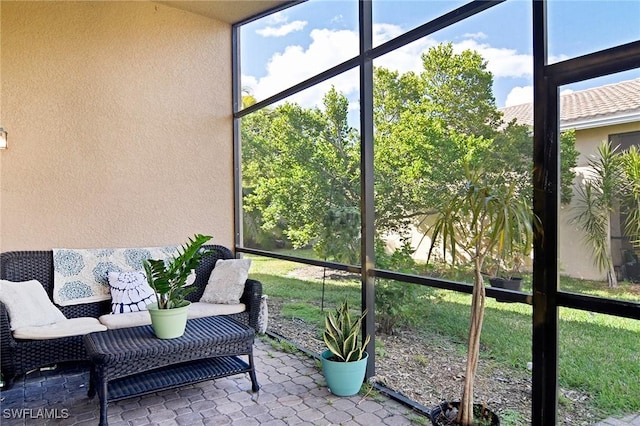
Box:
[108,271,157,314]
[200,258,251,304]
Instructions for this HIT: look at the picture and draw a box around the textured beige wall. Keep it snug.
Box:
[1,1,234,251]
[574,123,640,166]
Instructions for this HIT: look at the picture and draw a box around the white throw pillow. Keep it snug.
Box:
[0,279,67,330]
[108,271,157,314]
[200,258,251,304]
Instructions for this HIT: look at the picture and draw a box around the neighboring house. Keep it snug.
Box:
[391,78,640,281]
[502,78,640,281]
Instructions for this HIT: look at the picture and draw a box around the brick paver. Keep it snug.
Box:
[1,337,637,425]
[0,338,420,425]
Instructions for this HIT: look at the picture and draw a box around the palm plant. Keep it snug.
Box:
[427,163,534,426]
[143,234,212,309]
[571,142,623,288]
[621,146,640,248]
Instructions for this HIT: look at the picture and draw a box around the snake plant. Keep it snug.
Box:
[323,300,370,362]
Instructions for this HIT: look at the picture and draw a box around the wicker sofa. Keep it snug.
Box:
[0,245,262,389]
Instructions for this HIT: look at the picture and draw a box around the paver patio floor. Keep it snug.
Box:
[0,337,423,425]
[2,335,638,425]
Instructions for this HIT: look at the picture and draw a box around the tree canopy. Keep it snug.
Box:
[241,43,578,264]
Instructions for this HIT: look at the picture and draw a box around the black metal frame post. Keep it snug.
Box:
[232,25,242,251]
[359,0,375,379]
[532,3,560,424]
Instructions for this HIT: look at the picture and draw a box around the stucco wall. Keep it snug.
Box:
[0,1,234,251]
[559,122,640,281]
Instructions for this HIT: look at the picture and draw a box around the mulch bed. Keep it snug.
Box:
[266,296,601,425]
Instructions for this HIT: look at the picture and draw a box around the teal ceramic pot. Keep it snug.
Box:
[320,349,368,396]
[147,301,190,339]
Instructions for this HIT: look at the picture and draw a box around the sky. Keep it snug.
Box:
[240,0,640,115]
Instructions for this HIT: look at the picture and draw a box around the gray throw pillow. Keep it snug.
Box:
[200,258,251,304]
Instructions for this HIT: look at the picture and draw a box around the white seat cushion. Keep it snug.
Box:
[187,302,246,319]
[99,311,151,329]
[98,302,246,329]
[13,317,107,340]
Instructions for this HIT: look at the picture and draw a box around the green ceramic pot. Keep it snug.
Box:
[320,349,368,396]
[147,301,190,339]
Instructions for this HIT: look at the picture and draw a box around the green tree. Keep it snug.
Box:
[560,129,580,204]
[419,43,502,138]
[242,87,360,263]
[373,44,507,234]
[241,43,577,267]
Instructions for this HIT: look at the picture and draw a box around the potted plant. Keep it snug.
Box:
[487,251,526,302]
[143,234,212,339]
[320,299,371,397]
[427,165,535,425]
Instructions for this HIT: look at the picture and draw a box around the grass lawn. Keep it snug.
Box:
[248,253,640,417]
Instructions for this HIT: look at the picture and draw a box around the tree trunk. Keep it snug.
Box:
[457,257,486,425]
[606,213,618,288]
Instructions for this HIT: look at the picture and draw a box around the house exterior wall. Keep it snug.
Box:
[0,1,234,251]
[390,121,640,282]
[559,122,640,281]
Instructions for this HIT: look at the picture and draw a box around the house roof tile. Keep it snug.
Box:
[501,78,640,130]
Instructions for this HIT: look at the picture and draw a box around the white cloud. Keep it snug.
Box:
[505,86,533,107]
[453,39,532,78]
[375,39,437,74]
[330,14,345,25]
[371,24,440,74]
[266,12,288,24]
[462,32,488,40]
[241,75,258,93]
[372,26,532,79]
[257,20,308,37]
[550,53,570,64]
[504,87,577,108]
[244,28,359,106]
[373,23,404,44]
[243,23,541,111]
[287,68,360,109]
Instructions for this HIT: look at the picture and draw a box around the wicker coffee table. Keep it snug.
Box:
[83,315,259,426]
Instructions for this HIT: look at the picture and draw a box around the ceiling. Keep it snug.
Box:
[157,1,292,24]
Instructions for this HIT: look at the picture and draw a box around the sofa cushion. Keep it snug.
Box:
[108,271,156,314]
[187,302,246,319]
[200,259,251,304]
[0,279,67,331]
[12,317,107,340]
[98,302,246,329]
[99,311,151,329]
